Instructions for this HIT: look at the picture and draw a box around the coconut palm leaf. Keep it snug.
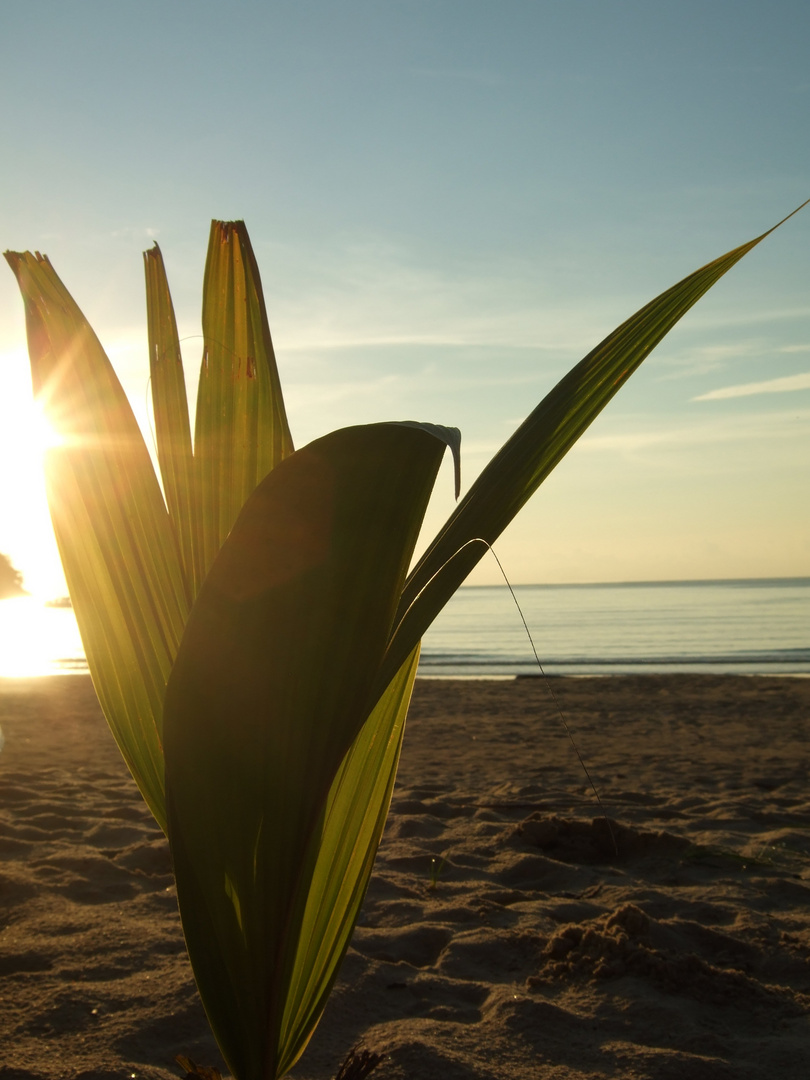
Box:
[144,243,198,592]
[275,643,419,1076]
[378,201,809,689]
[5,250,188,830]
[4,221,294,832]
[163,424,448,1080]
[195,220,294,581]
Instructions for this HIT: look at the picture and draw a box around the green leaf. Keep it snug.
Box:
[144,243,198,597]
[163,422,451,1080]
[4,250,189,832]
[195,221,295,579]
[275,643,419,1077]
[4,222,298,834]
[378,202,810,689]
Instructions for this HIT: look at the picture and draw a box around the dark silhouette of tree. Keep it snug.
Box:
[0,553,27,599]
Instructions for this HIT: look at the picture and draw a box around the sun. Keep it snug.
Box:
[29,398,68,454]
[0,350,67,599]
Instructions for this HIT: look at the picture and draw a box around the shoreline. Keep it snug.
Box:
[1,674,809,1078]
[3,665,810,687]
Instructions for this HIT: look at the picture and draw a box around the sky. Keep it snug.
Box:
[0,0,808,597]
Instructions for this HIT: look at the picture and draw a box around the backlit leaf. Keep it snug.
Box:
[163,423,450,1079]
[4,250,188,831]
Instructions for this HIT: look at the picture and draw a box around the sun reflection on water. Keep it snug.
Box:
[0,596,86,677]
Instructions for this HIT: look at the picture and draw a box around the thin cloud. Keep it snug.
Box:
[693,372,810,401]
[265,242,612,355]
[109,225,161,240]
[578,408,810,453]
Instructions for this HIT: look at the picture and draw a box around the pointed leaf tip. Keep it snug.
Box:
[392,422,461,498]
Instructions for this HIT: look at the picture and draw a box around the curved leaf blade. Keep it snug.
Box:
[380,205,809,687]
[195,220,295,579]
[144,243,199,597]
[4,250,189,831]
[276,645,420,1077]
[164,423,449,1079]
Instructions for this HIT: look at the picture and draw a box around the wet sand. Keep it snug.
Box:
[1,674,809,1079]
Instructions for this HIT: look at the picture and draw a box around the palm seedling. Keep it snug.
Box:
[5,204,805,1079]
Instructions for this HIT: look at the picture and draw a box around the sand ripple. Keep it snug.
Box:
[1,674,809,1079]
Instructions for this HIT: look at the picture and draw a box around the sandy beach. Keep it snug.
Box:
[1,673,809,1079]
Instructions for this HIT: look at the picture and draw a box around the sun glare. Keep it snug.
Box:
[0,351,68,601]
[0,596,85,677]
[30,400,68,454]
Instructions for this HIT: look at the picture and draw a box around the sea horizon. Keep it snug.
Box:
[27,572,810,605]
[0,575,808,679]
[456,575,810,589]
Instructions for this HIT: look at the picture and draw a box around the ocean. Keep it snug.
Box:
[0,578,807,679]
[419,577,810,677]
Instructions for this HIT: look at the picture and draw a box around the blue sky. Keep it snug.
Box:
[1,0,808,595]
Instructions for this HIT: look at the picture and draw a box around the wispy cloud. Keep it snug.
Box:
[577,408,810,453]
[693,372,810,401]
[654,342,763,381]
[109,225,160,240]
[261,237,616,357]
